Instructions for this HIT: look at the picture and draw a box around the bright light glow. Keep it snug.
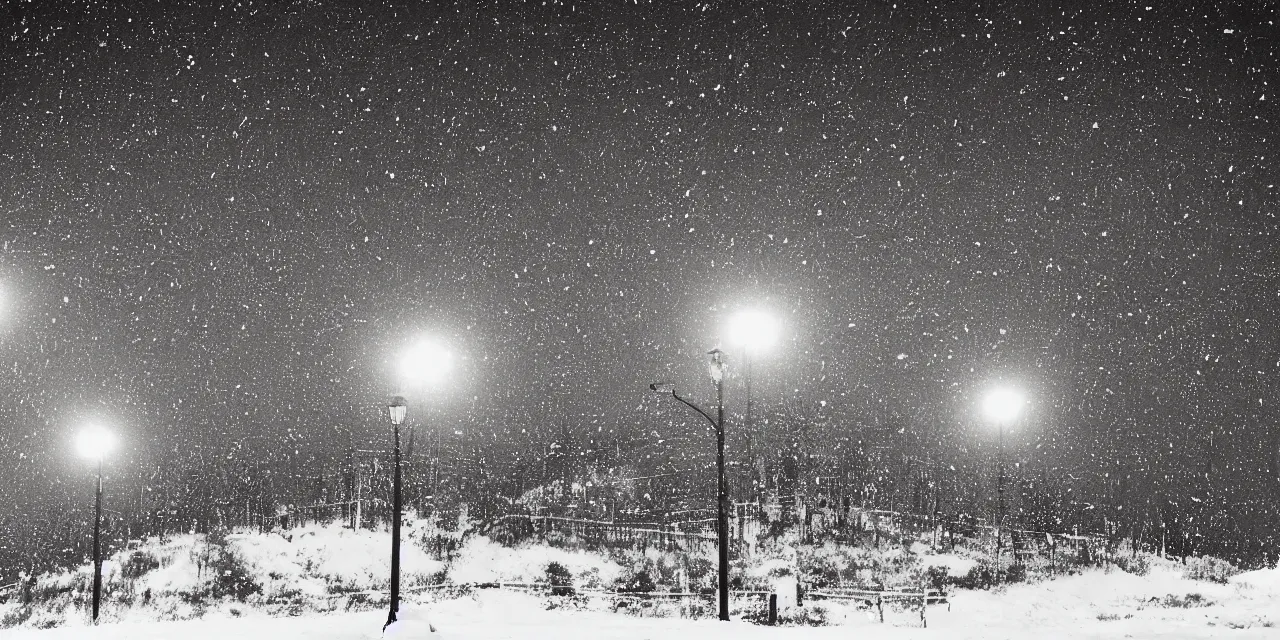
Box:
[397,338,453,387]
[726,309,781,353]
[983,387,1024,424]
[76,425,116,461]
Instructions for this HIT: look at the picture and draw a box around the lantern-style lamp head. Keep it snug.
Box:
[983,387,1024,425]
[387,396,408,426]
[707,348,725,384]
[76,425,116,462]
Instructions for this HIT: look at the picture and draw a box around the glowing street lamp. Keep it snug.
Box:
[398,339,454,387]
[725,309,780,499]
[384,395,408,632]
[650,348,730,621]
[385,339,452,632]
[983,387,1024,573]
[983,387,1024,426]
[76,425,115,625]
[726,309,781,354]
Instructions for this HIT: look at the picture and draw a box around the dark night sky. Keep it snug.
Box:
[1,1,1278,576]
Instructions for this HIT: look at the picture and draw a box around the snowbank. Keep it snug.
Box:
[230,524,445,600]
[945,562,1274,635]
[1230,566,1280,596]
[919,553,978,576]
[447,535,624,587]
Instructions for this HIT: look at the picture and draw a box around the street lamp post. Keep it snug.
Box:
[650,348,730,621]
[385,396,407,631]
[983,387,1024,576]
[710,350,728,622]
[76,426,115,625]
[384,338,452,633]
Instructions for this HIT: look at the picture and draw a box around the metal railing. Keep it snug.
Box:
[332,580,952,627]
[809,587,946,626]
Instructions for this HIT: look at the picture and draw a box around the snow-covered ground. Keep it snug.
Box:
[4,520,1275,638]
[7,564,1278,639]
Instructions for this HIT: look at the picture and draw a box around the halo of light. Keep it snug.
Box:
[76,425,116,461]
[726,309,781,353]
[983,387,1024,425]
[397,338,453,387]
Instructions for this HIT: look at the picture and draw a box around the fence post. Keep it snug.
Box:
[768,593,777,625]
[876,594,884,623]
[920,591,927,628]
[1050,537,1056,574]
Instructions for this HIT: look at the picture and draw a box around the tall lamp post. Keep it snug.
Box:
[76,425,115,625]
[385,338,452,632]
[650,348,729,621]
[983,387,1024,575]
[385,395,407,631]
[726,309,780,500]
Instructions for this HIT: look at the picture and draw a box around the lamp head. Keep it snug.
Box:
[707,348,725,383]
[387,395,408,425]
[649,382,676,393]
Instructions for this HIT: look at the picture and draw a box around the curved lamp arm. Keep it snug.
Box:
[650,383,719,430]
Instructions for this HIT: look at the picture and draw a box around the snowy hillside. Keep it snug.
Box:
[3,518,1276,637]
[0,518,641,628]
[2,521,447,627]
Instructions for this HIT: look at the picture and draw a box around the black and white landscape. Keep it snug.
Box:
[1,2,1278,638]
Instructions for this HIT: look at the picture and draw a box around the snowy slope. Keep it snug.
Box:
[4,519,1275,637]
[1,523,449,628]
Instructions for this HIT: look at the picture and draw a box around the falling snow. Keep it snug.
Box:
[0,0,1278,600]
